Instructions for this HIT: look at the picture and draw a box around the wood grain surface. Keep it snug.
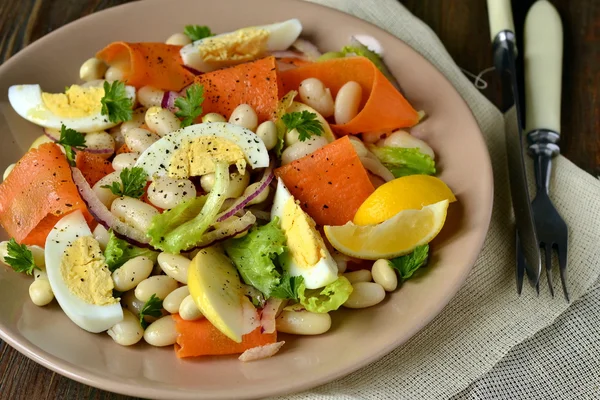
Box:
[0,1,599,399]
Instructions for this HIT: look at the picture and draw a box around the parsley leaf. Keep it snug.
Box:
[57,125,87,166]
[388,245,429,281]
[139,294,163,329]
[281,111,324,142]
[175,83,204,128]
[4,238,36,275]
[184,25,214,41]
[101,80,133,123]
[271,273,304,301]
[102,167,148,199]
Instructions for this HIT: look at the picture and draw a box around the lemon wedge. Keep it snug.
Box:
[325,200,449,260]
[353,175,456,226]
[188,246,246,343]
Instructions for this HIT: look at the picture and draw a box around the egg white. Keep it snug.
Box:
[271,179,338,289]
[44,210,123,333]
[8,84,136,133]
[135,122,269,179]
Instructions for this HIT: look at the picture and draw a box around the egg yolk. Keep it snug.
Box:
[281,197,327,268]
[41,85,104,118]
[198,27,269,63]
[60,236,117,306]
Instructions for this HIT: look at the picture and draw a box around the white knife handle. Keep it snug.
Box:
[487,0,516,41]
[524,0,563,134]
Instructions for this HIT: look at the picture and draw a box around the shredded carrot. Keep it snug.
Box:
[75,151,114,187]
[96,42,195,91]
[280,56,419,135]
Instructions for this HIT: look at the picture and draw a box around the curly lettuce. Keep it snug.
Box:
[104,230,158,272]
[298,276,353,313]
[368,145,436,178]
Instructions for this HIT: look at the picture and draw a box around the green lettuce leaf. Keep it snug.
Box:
[298,276,353,313]
[368,145,436,178]
[388,244,429,281]
[270,273,304,301]
[223,217,287,298]
[104,230,158,272]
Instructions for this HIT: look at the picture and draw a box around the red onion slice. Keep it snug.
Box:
[216,167,274,222]
[260,298,284,334]
[161,91,180,112]
[291,39,322,61]
[270,50,308,60]
[360,155,395,182]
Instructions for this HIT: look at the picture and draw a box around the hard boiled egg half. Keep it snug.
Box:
[271,178,338,289]
[180,19,302,72]
[44,210,123,333]
[8,83,136,133]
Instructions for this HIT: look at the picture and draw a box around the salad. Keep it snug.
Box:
[0,19,456,362]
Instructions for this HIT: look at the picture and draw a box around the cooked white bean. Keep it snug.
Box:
[229,104,258,131]
[138,86,165,108]
[121,290,145,316]
[202,112,227,123]
[157,253,190,284]
[112,256,154,292]
[85,131,115,158]
[105,66,124,82]
[112,152,140,171]
[348,136,369,157]
[33,269,47,280]
[29,245,45,268]
[285,128,300,147]
[144,316,178,346]
[343,269,372,284]
[111,197,159,233]
[245,182,270,206]
[124,127,160,153]
[0,241,8,265]
[256,121,277,150]
[93,224,110,250]
[276,310,331,335]
[334,81,362,125]
[383,130,435,159]
[147,177,196,209]
[107,309,144,346]
[298,78,334,117]
[166,32,192,46]
[179,295,204,321]
[2,163,15,181]
[135,275,178,302]
[29,278,54,306]
[281,136,329,165]
[145,106,180,137]
[120,108,146,135]
[109,125,125,148]
[93,171,121,208]
[81,79,106,88]
[343,282,385,309]
[331,250,350,274]
[79,58,108,82]
[163,286,189,313]
[201,171,249,199]
[29,135,53,150]
[371,259,398,292]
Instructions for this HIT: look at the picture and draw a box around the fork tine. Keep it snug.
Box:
[516,231,525,295]
[544,245,554,297]
[556,244,569,302]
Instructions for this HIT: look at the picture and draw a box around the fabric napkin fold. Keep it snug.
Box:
[272,0,600,399]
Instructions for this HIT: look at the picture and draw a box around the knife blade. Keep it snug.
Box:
[486,0,542,288]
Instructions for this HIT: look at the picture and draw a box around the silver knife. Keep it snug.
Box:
[486,0,542,288]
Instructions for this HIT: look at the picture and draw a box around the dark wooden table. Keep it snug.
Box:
[0,0,598,399]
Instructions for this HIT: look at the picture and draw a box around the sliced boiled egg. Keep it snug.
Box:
[271,178,338,289]
[180,19,302,72]
[135,122,269,179]
[8,84,136,133]
[44,210,123,333]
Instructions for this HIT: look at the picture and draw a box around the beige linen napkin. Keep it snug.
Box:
[272,0,600,398]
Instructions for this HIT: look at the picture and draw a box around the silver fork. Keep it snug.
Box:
[519,0,569,300]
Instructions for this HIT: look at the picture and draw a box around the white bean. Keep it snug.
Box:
[112,256,154,292]
[121,290,145,317]
[256,121,277,150]
[124,127,160,153]
[348,136,369,157]
[276,310,331,335]
[157,253,190,284]
[343,282,385,309]
[201,171,249,199]
[81,79,106,88]
[179,295,204,321]
[135,275,178,302]
[334,81,362,125]
[298,78,334,118]
[144,316,178,346]
[93,224,110,250]
[120,108,146,135]
[29,245,45,268]
[29,135,53,150]
[33,269,47,280]
[229,104,258,131]
[202,113,227,123]
[166,33,192,46]
[163,286,189,314]
[281,136,329,165]
[137,86,165,108]
[79,58,108,82]
[285,128,300,147]
[92,171,121,208]
[85,131,115,158]
[2,163,15,181]
[371,259,398,292]
[112,152,140,171]
[105,66,125,82]
[343,269,372,284]
[111,197,159,233]
[107,309,143,346]
[245,182,270,206]
[0,241,8,265]
[145,106,180,137]
[29,278,54,306]
[147,177,196,209]
[383,130,435,159]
